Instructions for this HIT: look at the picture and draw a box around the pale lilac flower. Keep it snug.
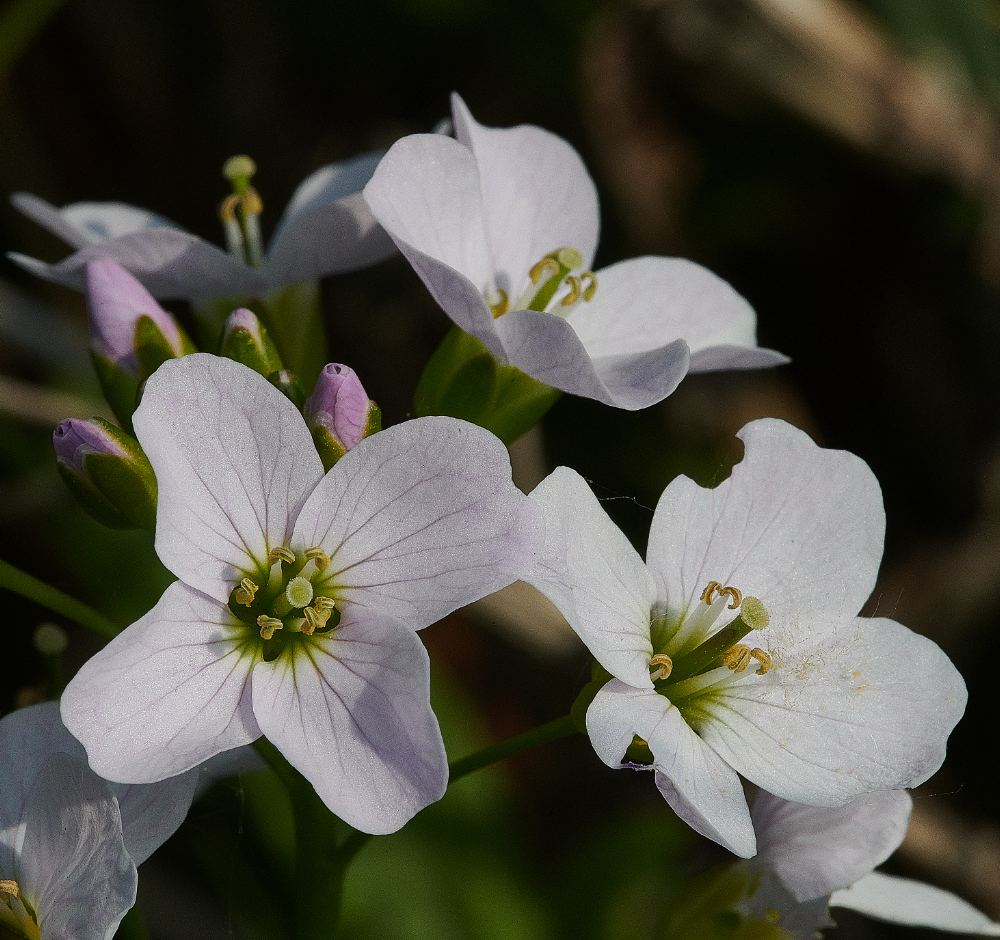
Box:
[9,153,395,301]
[363,94,787,410]
[526,418,966,857]
[738,790,1000,937]
[61,354,540,834]
[0,702,198,940]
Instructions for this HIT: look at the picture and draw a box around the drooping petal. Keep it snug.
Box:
[251,611,447,834]
[8,229,265,300]
[587,681,755,857]
[526,467,656,688]
[691,614,967,808]
[18,752,137,940]
[293,415,541,629]
[134,354,323,600]
[647,418,886,627]
[589,342,694,410]
[109,773,198,866]
[11,193,179,249]
[263,152,397,285]
[451,94,600,292]
[752,790,912,901]
[60,581,260,784]
[830,872,1000,935]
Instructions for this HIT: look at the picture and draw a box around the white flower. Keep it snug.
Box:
[0,702,198,940]
[8,153,395,300]
[61,354,541,835]
[363,94,787,410]
[526,418,966,857]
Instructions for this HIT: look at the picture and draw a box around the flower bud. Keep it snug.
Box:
[219,308,284,376]
[53,417,157,530]
[304,363,382,471]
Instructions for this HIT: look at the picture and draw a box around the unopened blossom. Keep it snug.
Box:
[526,418,966,857]
[304,363,381,469]
[0,702,199,940]
[363,94,787,410]
[61,354,540,834]
[9,153,395,300]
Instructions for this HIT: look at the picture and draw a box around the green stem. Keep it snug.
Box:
[0,558,120,639]
[448,713,579,784]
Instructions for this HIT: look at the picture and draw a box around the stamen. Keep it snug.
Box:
[751,648,772,675]
[285,576,314,610]
[302,606,331,635]
[649,652,673,681]
[581,272,598,301]
[700,581,742,609]
[486,286,509,318]
[700,581,722,605]
[560,275,581,306]
[313,595,336,611]
[529,255,560,284]
[269,546,296,566]
[721,644,753,673]
[0,880,19,899]
[257,615,283,640]
[234,578,258,607]
[304,547,330,571]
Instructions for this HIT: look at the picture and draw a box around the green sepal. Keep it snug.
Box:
[261,282,327,390]
[84,451,158,531]
[311,426,348,473]
[364,400,382,438]
[134,314,194,378]
[570,660,613,733]
[415,325,562,444]
[90,351,140,433]
[57,462,135,529]
[220,319,284,376]
[268,369,306,410]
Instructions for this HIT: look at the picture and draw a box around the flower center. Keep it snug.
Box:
[220,154,264,268]
[486,247,597,318]
[0,881,39,940]
[227,544,341,661]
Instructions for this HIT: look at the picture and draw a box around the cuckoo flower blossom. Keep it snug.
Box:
[61,354,540,834]
[363,94,787,410]
[737,790,1000,937]
[526,418,966,857]
[9,153,395,301]
[0,702,199,940]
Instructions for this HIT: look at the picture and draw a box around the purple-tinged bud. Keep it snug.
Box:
[304,363,381,471]
[219,307,283,376]
[54,417,157,530]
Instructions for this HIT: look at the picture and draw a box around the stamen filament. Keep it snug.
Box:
[649,652,673,681]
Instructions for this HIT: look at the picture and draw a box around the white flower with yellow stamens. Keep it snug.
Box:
[526,418,966,857]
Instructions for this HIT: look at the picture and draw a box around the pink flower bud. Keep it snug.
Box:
[53,417,128,477]
[304,363,375,452]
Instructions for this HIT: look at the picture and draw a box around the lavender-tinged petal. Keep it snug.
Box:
[251,611,447,834]
[589,342,693,410]
[451,94,600,291]
[109,772,198,866]
[18,753,137,940]
[737,869,834,940]
[752,790,912,901]
[134,355,323,599]
[526,467,656,688]
[305,363,371,451]
[263,153,397,285]
[647,418,886,628]
[60,581,260,784]
[687,344,789,373]
[293,416,542,629]
[53,419,128,476]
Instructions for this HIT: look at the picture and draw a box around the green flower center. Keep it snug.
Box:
[0,881,39,940]
[486,247,597,318]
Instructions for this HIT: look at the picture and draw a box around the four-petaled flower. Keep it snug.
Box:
[526,418,966,857]
[61,354,541,835]
[363,94,787,410]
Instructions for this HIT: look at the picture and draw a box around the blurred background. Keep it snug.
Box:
[2,0,1000,937]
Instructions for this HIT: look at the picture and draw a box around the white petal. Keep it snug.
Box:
[451,94,600,293]
[647,418,885,628]
[263,152,397,285]
[109,772,198,866]
[831,872,1000,934]
[251,611,447,834]
[736,868,834,940]
[134,354,323,601]
[589,343,694,410]
[526,467,655,688]
[293,416,541,629]
[8,230,265,300]
[60,581,260,784]
[18,753,137,940]
[752,789,912,901]
[587,681,755,857]
[692,615,967,806]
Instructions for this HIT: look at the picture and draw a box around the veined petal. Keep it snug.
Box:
[8,230,265,300]
[752,790,912,901]
[526,467,656,688]
[11,193,179,249]
[294,416,541,629]
[251,611,447,834]
[134,355,323,599]
[451,94,600,291]
[647,418,885,627]
[263,152,397,285]
[690,615,967,807]
[589,342,693,410]
[831,872,1000,934]
[60,581,260,784]
[587,681,755,857]
[18,753,137,940]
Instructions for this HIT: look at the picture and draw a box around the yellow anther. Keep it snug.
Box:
[700,581,722,604]
[234,578,259,607]
[313,595,336,612]
[486,286,510,318]
[257,615,283,640]
[241,188,263,216]
[219,193,241,222]
[269,546,296,565]
[699,581,742,609]
[529,255,560,284]
[302,606,332,636]
[722,644,753,673]
[649,653,673,681]
[751,648,772,675]
[719,586,742,609]
[305,547,330,571]
[560,275,581,306]
[581,271,598,301]
[0,880,20,899]
[223,154,257,181]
